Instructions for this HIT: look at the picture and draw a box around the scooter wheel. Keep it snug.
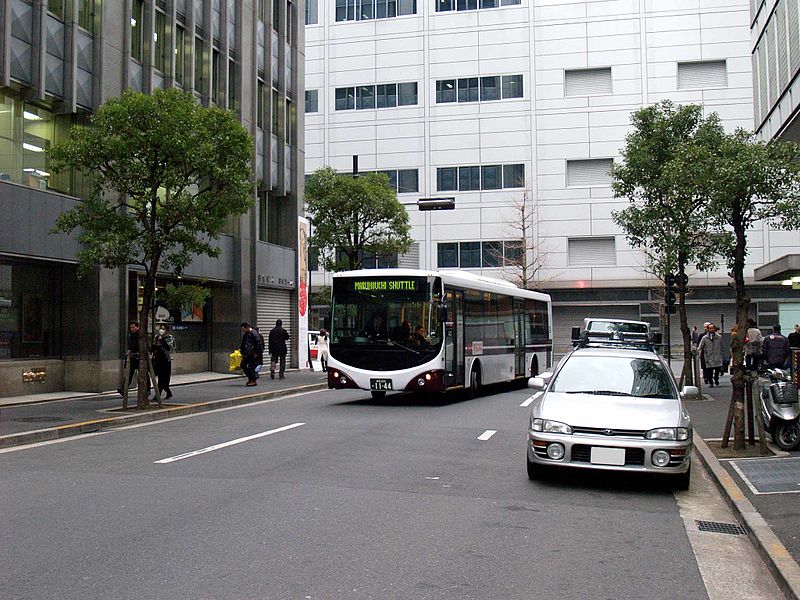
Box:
[774,421,800,451]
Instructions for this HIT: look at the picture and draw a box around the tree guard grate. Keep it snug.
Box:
[696,520,746,535]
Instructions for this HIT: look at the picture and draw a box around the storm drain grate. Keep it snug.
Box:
[696,520,746,535]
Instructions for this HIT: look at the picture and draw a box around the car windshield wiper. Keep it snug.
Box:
[637,393,674,399]
[564,390,633,396]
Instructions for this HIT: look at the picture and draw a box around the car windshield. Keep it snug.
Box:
[587,321,648,335]
[550,355,676,399]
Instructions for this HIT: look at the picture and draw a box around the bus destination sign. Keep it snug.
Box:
[351,278,422,292]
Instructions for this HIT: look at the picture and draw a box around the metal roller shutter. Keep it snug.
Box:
[564,68,612,96]
[668,303,740,351]
[566,159,614,187]
[677,60,727,90]
[568,237,616,266]
[552,304,640,356]
[257,288,293,367]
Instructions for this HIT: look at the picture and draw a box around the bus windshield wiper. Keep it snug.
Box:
[388,341,421,355]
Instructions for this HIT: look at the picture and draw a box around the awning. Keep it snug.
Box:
[753,254,800,283]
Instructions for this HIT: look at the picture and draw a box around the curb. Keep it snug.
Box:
[0,382,328,449]
[694,435,800,600]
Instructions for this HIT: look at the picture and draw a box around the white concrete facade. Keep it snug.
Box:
[304,0,793,299]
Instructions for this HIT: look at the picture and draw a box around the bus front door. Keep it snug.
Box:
[444,290,465,388]
[514,298,526,377]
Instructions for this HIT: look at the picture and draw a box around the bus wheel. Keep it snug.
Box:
[371,391,386,400]
[466,366,481,399]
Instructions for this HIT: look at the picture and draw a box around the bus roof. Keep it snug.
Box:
[332,268,551,302]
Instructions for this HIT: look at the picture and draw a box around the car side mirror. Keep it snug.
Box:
[571,326,581,341]
[680,385,699,399]
[528,377,546,390]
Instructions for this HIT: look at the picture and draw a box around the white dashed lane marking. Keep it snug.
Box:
[520,392,542,408]
[477,430,497,441]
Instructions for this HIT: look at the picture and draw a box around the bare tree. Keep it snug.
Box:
[484,188,551,290]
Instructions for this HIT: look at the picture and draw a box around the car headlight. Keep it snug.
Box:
[531,418,573,435]
[646,427,690,441]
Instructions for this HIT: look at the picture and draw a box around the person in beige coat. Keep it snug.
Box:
[698,323,724,387]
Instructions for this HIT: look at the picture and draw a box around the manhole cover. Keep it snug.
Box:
[730,457,800,494]
[13,416,69,423]
[696,520,746,535]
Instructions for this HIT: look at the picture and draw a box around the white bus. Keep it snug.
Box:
[327,269,553,398]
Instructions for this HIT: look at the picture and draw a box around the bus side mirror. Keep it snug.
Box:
[438,304,448,323]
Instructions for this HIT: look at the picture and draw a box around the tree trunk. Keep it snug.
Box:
[138,273,153,410]
[677,261,693,387]
[729,225,749,450]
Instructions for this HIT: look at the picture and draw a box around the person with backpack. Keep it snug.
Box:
[763,324,791,369]
[239,322,260,386]
[268,319,290,379]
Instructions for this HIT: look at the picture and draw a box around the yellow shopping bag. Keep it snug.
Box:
[229,349,243,372]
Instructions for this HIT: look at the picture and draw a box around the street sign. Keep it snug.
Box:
[417,197,455,211]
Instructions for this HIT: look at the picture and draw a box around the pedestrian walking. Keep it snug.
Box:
[268,319,290,379]
[253,327,265,379]
[317,328,329,372]
[239,322,260,386]
[119,321,150,396]
[697,323,724,386]
[763,324,791,368]
[698,322,711,375]
[745,318,763,372]
[690,325,700,349]
[152,324,175,399]
[789,323,800,349]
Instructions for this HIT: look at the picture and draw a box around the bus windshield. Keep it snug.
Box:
[330,275,442,371]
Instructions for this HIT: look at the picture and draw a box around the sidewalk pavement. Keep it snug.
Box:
[0,368,328,449]
[671,360,800,600]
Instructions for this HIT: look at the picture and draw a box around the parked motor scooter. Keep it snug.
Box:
[759,368,800,451]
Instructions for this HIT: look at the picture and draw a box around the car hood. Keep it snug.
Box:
[540,392,683,429]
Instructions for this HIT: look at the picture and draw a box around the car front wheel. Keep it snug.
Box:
[671,465,691,491]
[526,454,548,480]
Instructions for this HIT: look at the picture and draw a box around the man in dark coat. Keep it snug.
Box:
[789,324,800,349]
[119,320,150,396]
[240,322,260,386]
[763,324,791,369]
[268,319,290,379]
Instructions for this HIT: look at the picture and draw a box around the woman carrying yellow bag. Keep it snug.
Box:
[229,349,243,372]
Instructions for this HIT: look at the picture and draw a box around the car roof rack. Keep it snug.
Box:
[573,332,658,352]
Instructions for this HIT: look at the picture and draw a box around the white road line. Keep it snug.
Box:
[520,392,542,408]
[155,422,305,464]
[477,429,497,441]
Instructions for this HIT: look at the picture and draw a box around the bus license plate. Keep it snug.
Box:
[370,378,393,391]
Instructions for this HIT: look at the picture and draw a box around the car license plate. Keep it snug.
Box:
[370,378,393,391]
[590,447,626,466]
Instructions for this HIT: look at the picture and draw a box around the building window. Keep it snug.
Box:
[460,242,481,268]
[48,0,65,18]
[482,241,503,267]
[272,89,281,138]
[212,50,224,105]
[458,77,479,102]
[677,60,728,90]
[458,166,480,191]
[257,81,266,128]
[305,89,319,113]
[273,0,281,31]
[175,25,186,85]
[436,164,525,191]
[437,167,457,191]
[336,0,414,20]
[376,0,396,18]
[564,67,612,96]
[78,0,95,33]
[480,76,499,101]
[501,74,523,99]
[397,169,418,193]
[228,61,238,112]
[306,0,318,23]
[398,82,417,106]
[376,84,397,108]
[154,11,167,73]
[436,0,516,11]
[436,80,456,104]
[438,243,458,268]
[131,0,144,61]
[568,237,616,267]
[503,163,524,188]
[335,87,355,110]
[566,158,613,187]
[335,83,416,110]
[194,37,205,93]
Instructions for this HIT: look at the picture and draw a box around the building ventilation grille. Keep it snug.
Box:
[564,67,612,96]
[677,60,727,90]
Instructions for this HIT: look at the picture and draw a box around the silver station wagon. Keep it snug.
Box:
[525,345,696,490]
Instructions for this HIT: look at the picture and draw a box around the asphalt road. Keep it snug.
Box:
[0,384,785,600]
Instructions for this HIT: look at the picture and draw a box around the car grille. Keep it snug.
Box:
[571,444,645,466]
[572,426,646,438]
